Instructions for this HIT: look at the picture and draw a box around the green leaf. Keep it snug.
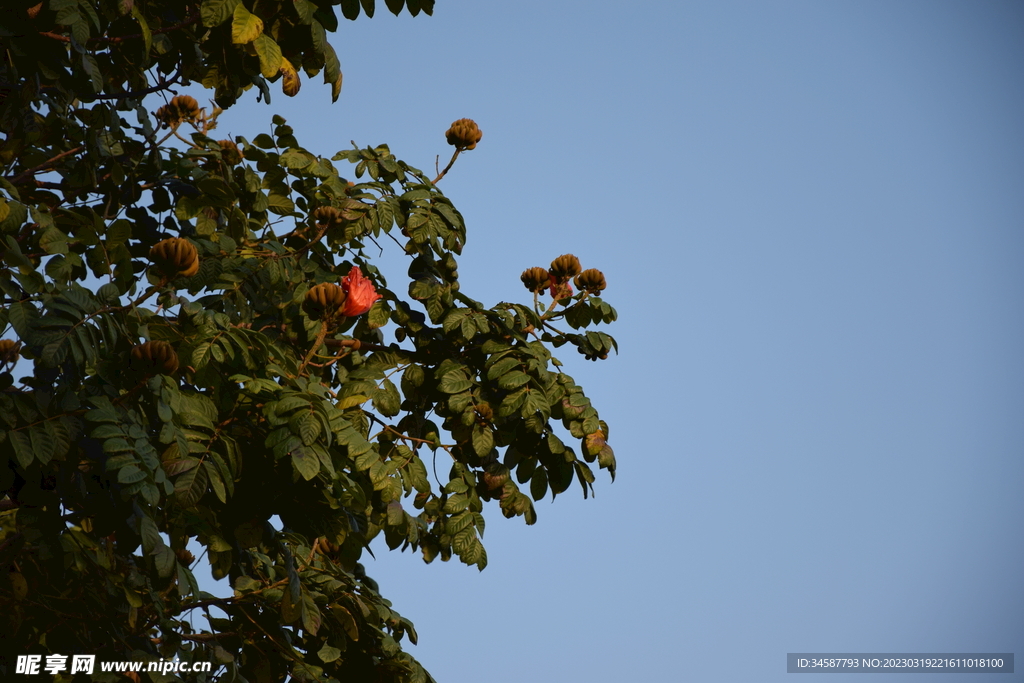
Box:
[372,379,401,417]
[130,5,151,56]
[292,0,315,23]
[301,591,322,634]
[81,54,102,93]
[202,0,240,26]
[318,643,342,664]
[497,370,531,390]
[471,424,493,456]
[268,191,295,215]
[279,148,314,169]
[39,228,68,255]
[118,465,147,484]
[253,33,283,78]
[231,3,263,43]
[9,430,33,469]
[154,546,176,578]
[438,369,472,394]
[291,445,320,480]
[333,605,359,641]
[174,463,208,507]
[530,466,548,501]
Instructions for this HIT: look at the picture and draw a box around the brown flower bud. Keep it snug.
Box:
[175,548,195,565]
[311,206,343,230]
[520,266,551,293]
[318,537,339,554]
[154,95,201,128]
[573,268,607,294]
[218,139,242,165]
[150,238,199,278]
[303,283,348,320]
[474,402,493,422]
[130,340,179,376]
[549,254,581,283]
[445,118,482,150]
[0,339,20,364]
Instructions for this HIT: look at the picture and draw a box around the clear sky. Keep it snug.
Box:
[184,1,1024,681]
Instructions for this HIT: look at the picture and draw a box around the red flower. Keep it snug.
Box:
[340,266,381,316]
[549,274,573,300]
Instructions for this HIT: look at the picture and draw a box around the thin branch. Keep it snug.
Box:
[8,146,84,185]
[92,66,184,101]
[322,338,398,354]
[38,13,200,45]
[297,321,330,375]
[431,149,460,184]
[151,632,238,644]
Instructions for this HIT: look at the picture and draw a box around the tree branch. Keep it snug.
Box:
[431,149,460,184]
[8,146,84,185]
[38,13,201,46]
[92,67,184,101]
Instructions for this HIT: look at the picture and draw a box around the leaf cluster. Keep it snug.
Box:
[0,2,616,682]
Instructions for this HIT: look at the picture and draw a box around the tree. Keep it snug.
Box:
[0,1,617,680]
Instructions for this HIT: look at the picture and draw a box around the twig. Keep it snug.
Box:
[8,146,84,185]
[323,338,397,354]
[38,13,200,45]
[431,149,460,184]
[297,321,329,375]
[92,67,184,101]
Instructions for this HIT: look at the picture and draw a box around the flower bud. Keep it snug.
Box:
[474,402,493,422]
[311,206,343,230]
[303,283,348,320]
[150,238,199,278]
[155,95,201,128]
[520,267,550,293]
[0,339,20,364]
[573,268,606,294]
[218,139,242,165]
[548,254,581,283]
[130,340,179,376]
[445,118,482,150]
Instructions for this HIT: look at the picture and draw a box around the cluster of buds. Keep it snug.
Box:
[0,339,19,363]
[130,340,179,376]
[303,267,381,322]
[218,139,243,165]
[445,118,482,150]
[311,206,343,232]
[303,282,348,321]
[154,95,201,129]
[521,254,607,300]
[149,238,199,279]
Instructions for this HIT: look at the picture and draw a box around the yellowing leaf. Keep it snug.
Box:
[336,394,369,409]
[280,57,301,96]
[231,4,263,44]
[253,33,282,78]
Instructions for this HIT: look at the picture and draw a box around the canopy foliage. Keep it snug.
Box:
[0,1,617,680]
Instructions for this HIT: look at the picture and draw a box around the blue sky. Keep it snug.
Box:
[182,1,1024,680]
